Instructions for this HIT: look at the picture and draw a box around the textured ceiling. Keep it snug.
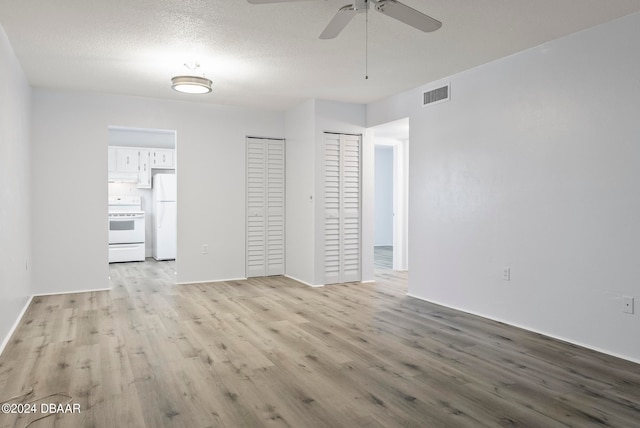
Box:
[1,0,640,110]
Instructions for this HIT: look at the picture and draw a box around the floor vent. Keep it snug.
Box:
[422,84,450,107]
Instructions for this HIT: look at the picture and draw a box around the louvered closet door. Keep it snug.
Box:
[324,133,361,285]
[247,138,266,278]
[266,140,285,275]
[246,137,285,278]
[324,134,342,285]
[341,134,361,282]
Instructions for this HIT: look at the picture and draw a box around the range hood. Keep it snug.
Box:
[108,172,138,183]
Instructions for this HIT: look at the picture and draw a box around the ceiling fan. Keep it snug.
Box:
[247,0,442,39]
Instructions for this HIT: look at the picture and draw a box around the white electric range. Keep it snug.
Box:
[108,196,145,263]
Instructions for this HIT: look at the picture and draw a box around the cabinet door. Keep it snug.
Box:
[137,150,151,188]
[152,149,174,169]
[116,148,139,172]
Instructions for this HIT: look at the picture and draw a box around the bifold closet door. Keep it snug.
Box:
[324,133,361,285]
[246,137,285,278]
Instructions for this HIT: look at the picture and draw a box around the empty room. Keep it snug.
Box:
[1,1,639,427]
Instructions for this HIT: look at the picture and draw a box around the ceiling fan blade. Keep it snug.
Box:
[247,0,313,4]
[319,5,358,39]
[374,0,442,32]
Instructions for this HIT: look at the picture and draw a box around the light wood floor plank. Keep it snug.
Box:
[0,258,639,427]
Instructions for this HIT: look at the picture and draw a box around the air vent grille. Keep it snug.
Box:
[423,84,450,106]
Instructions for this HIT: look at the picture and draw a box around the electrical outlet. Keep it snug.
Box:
[623,297,634,314]
[502,267,511,281]
[202,244,209,255]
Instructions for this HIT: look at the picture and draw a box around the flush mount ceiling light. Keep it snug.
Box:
[171,75,212,94]
[171,63,212,94]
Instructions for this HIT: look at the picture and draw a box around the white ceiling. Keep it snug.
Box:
[1,0,640,111]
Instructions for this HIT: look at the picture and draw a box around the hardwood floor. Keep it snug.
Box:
[374,246,393,270]
[1,259,639,427]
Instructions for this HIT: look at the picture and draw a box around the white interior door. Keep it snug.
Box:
[324,134,341,285]
[266,140,285,275]
[324,133,361,284]
[246,137,285,278]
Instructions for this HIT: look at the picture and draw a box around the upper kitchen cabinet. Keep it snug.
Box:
[116,148,140,172]
[108,126,176,188]
[152,149,175,169]
[138,150,151,188]
[108,146,174,188]
[108,147,141,184]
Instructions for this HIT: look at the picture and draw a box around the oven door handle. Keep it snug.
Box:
[109,214,145,220]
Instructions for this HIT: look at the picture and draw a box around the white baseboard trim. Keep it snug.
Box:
[360,280,376,284]
[34,287,111,297]
[176,277,247,286]
[406,293,640,366]
[0,295,34,357]
[284,275,324,288]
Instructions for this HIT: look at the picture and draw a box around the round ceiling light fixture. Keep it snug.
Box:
[171,75,212,94]
[171,63,212,94]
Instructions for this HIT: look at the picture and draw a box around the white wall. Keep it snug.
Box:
[31,90,283,293]
[284,99,316,285]
[0,24,32,350]
[393,140,409,271]
[367,12,640,362]
[374,146,393,246]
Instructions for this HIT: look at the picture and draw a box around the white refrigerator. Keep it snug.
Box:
[152,174,177,260]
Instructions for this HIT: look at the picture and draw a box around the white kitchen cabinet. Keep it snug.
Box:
[116,148,139,172]
[152,149,174,169]
[137,150,151,188]
[109,146,175,186]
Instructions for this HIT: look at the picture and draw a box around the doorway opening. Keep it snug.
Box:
[107,126,177,277]
[370,118,409,272]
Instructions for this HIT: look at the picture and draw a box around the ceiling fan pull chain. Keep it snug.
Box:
[365,0,369,80]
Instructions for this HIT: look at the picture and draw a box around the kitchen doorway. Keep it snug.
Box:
[107,126,177,277]
[371,118,409,272]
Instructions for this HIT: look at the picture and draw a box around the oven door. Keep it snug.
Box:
[108,213,145,244]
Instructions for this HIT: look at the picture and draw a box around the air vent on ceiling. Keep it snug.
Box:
[422,84,450,107]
